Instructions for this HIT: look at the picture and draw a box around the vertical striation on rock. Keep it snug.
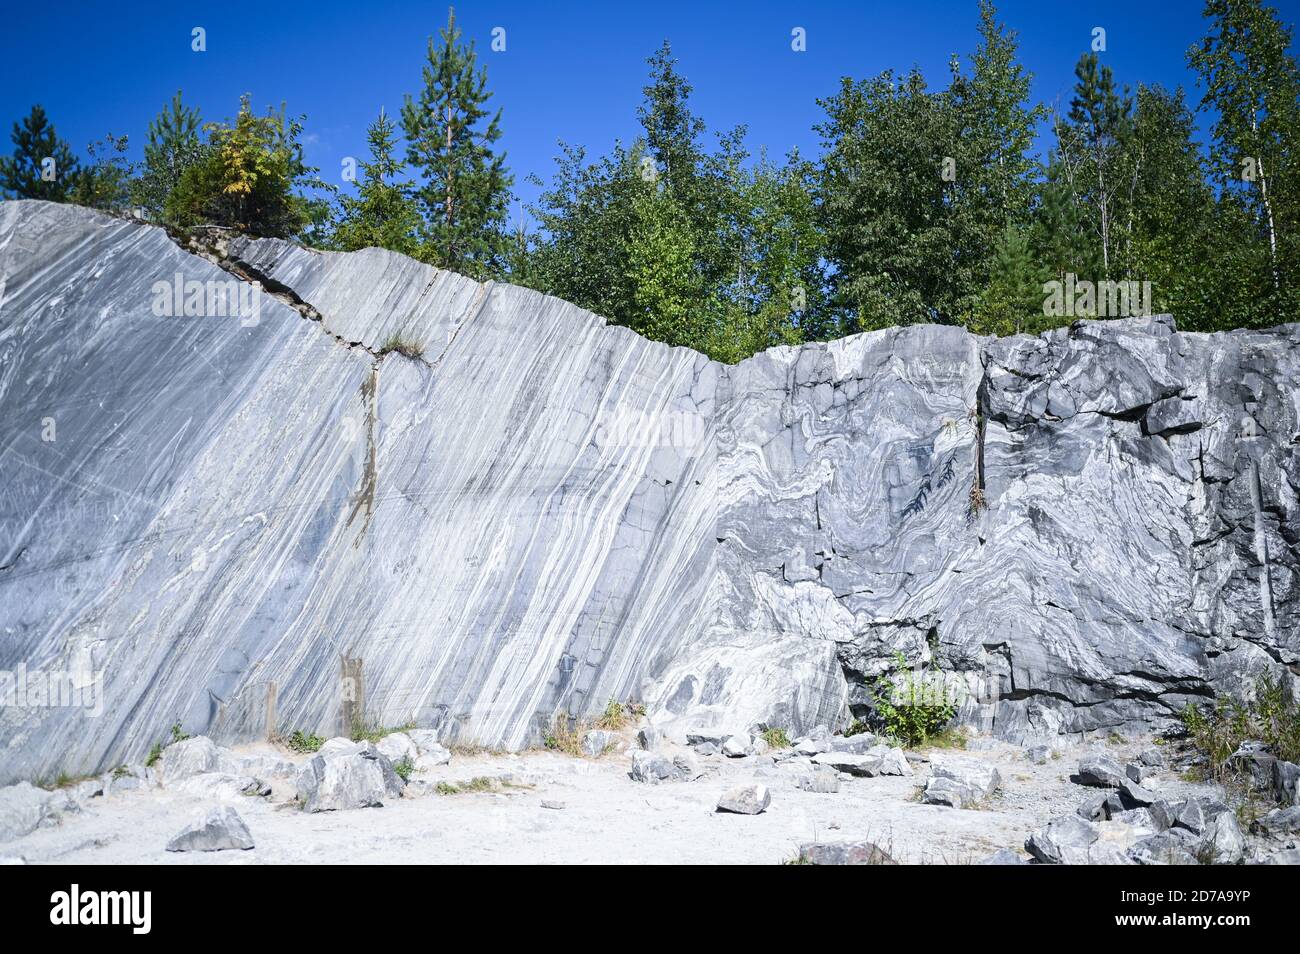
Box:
[0,199,1296,783]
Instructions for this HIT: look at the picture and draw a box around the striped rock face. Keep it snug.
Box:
[0,199,1297,782]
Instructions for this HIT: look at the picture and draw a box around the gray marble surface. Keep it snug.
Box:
[0,200,1296,782]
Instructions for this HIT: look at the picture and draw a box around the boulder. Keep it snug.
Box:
[1252,806,1300,836]
[1118,779,1158,808]
[716,784,770,815]
[1025,745,1053,765]
[865,745,912,777]
[1073,754,1127,788]
[1125,762,1148,784]
[1128,829,1200,865]
[721,735,752,758]
[299,753,388,812]
[979,848,1028,865]
[1171,797,1206,834]
[797,841,897,865]
[1199,812,1247,864]
[797,765,841,794]
[165,806,254,852]
[581,730,615,757]
[1226,741,1276,790]
[173,773,270,800]
[921,761,1001,809]
[157,736,223,784]
[1077,792,1110,822]
[635,727,662,751]
[317,737,361,760]
[629,751,684,784]
[375,732,418,765]
[827,734,880,755]
[1273,761,1300,806]
[352,742,406,797]
[693,742,719,757]
[1025,815,1101,864]
[0,782,59,842]
[414,749,451,772]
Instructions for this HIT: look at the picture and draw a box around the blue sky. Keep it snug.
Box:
[2,0,1297,221]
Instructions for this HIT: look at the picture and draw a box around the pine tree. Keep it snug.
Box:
[134,91,203,221]
[0,105,79,201]
[1057,53,1133,278]
[333,109,421,255]
[975,223,1045,336]
[401,6,513,277]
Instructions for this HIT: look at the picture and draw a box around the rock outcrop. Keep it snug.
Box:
[0,200,1297,782]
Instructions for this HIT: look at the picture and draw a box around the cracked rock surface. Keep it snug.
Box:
[0,200,1297,781]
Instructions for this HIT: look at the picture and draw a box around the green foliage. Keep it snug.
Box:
[872,651,958,747]
[69,133,135,211]
[0,104,80,200]
[595,699,629,731]
[350,720,415,743]
[333,109,421,255]
[760,727,791,749]
[286,730,325,754]
[523,41,826,361]
[401,7,513,277]
[1181,673,1300,780]
[133,90,204,223]
[543,713,584,756]
[392,755,415,782]
[166,94,329,239]
[145,742,163,768]
[170,722,191,744]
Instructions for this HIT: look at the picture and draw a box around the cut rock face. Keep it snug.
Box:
[2,200,1300,782]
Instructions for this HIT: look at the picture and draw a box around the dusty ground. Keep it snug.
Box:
[4,733,1217,865]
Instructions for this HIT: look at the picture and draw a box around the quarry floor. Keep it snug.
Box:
[6,734,1213,865]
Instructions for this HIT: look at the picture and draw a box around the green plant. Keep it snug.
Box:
[111,765,130,780]
[873,651,957,747]
[145,742,163,768]
[350,720,415,743]
[1180,673,1300,781]
[286,730,325,754]
[170,722,191,744]
[393,755,415,782]
[595,699,628,731]
[543,713,584,756]
[760,727,791,749]
[846,718,872,737]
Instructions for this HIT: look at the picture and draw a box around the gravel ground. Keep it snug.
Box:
[3,733,1224,865]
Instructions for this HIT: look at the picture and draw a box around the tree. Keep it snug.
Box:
[133,91,203,222]
[816,2,1041,331]
[815,67,962,328]
[0,105,79,201]
[625,183,702,347]
[1188,0,1300,304]
[973,223,1045,336]
[333,109,421,255]
[401,6,513,277]
[69,133,134,211]
[1051,54,1133,279]
[166,95,327,239]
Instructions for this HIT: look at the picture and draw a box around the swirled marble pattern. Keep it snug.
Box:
[0,200,1296,782]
